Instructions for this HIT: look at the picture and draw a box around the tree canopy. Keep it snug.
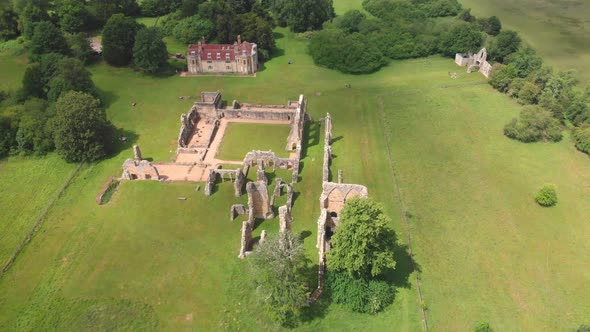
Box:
[133,27,168,73]
[249,232,309,326]
[102,13,140,66]
[29,21,70,59]
[52,91,112,162]
[327,197,397,278]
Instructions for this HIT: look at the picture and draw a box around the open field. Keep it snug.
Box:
[216,122,291,161]
[1,0,590,330]
[459,0,590,83]
[0,155,77,266]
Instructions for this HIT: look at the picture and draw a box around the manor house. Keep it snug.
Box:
[186,36,258,75]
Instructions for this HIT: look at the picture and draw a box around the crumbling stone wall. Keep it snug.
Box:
[286,95,307,150]
[205,168,245,196]
[230,204,248,221]
[239,221,253,258]
[122,159,160,180]
[279,205,292,233]
[246,181,274,219]
[455,48,492,78]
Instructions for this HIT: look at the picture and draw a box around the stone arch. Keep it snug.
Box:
[344,188,361,201]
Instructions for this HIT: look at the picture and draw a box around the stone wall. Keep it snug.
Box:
[286,95,307,150]
[121,159,160,180]
[246,181,274,219]
[205,168,245,196]
[455,48,492,78]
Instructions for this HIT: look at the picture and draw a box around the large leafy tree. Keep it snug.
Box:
[133,27,168,73]
[489,30,521,63]
[67,32,94,64]
[29,21,70,59]
[283,0,335,32]
[55,0,89,33]
[172,15,215,44]
[249,232,309,326]
[47,57,96,102]
[0,1,19,40]
[52,91,112,162]
[327,197,397,278]
[102,14,140,66]
[439,21,484,56]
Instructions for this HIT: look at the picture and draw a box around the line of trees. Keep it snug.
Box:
[308,0,503,74]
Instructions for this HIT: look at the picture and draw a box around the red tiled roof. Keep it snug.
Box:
[187,41,255,61]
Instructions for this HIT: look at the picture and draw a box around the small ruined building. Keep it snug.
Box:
[455,48,492,78]
[186,36,257,75]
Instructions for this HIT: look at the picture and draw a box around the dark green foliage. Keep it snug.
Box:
[15,0,51,39]
[503,106,562,143]
[249,232,309,326]
[489,30,521,63]
[47,57,96,102]
[488,64,516,92]
[419,0,461,18]
[327,197,397,278]
[55,0,90,33]
[517,82,542,105]
[0,4,19,40]
[336,10,366,33]
[572,126,590,155]
[0,114,16,158]
[21,63,45,98]
[458,8,475,22]
[99,180,120,204]
[68,32,94,64]
[269,0,335,32]
[237,12,275,53]
[309,29,387,74]
[173,15,215,44]
[52,91,112,162]
[327,270,395,314]
[565,94,589,125]
[179,0,204,18]
[102,14,140,66]
[474,322,494,332]
[14,98,53,155]
[535,185,557,207]
[439,22,484,57]
[29,21,70,59]
[505,48,543,78]
[228,0,255,14]
[477,16,501,36]
[133,27,168,73]
[577,324,590,332]
[90,0,140,25]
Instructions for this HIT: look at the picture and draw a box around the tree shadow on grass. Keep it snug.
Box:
[96,87,118,110]
[383,239,420,289]
[106,127,139,160]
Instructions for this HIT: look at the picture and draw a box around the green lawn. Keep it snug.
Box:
[459,0,590,83]
[0,155,77,266]
[1,1,590,330]
[216,122,291,161]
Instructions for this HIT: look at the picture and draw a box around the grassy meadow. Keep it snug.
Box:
[216,123,291,161]
[459,0,590,83]
[0,0,590,330]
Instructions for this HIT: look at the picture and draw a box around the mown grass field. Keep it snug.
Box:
[216,122,291,161]
[0,0,589,330]
[460,0,590,83]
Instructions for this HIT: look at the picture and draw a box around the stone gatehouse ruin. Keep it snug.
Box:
[455,48,492,78]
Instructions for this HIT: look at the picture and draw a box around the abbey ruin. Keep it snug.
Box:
[455,48,492,78]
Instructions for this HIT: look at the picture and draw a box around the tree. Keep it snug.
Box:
[14,98,53,155]
[309,30,387,74]
[504,48,543,78]
[503,106,562,143]
[270,0,335,32]
[133,27,168,73]
[55,0,89,33]
[489,63,516,93]
[21,63,45,99]
[474,322,494,332]
[238,12,275,53]
[477,16,501,36]
[249,232,309,326]
[0,2,19,40]
[327,197,397,278]
[489,30,520,63]
[47,57,96,102]
[336,9,366,33]
[68,32,94,64]
[52,91,112,162]
[439,22,484,56]
[29,21,70,59]
[172,15,215,44]
[102,14,140,66]
[535,185,557,207]
[517,82,542,105]
[14,0,50,38]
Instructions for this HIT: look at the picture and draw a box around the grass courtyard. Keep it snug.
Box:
[216,122,292,161]
[0,0,590,330]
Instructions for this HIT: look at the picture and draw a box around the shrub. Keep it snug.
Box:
[327,270,395,314]
[572,126,590,155]
[503,106,562,143]
[474,321,494,332]
[535,185,557,207]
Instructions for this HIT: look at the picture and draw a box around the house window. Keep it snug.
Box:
[243,60,246,65]
[190,51,196,55]
[216,52,221,59]
[191,60,195,65]
[225,61,231,63]
[207,60,212,63]
[226,66,231,70]
[208,66,212,70]
[207,53,211,58]
[225,53,230,59]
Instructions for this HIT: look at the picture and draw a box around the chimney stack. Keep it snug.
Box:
[237,35,241,44]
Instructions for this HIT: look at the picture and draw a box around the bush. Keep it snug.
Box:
[327,270,395,314]
[572,126,590,155]
[535,185,557,207]
[503,106,562,143]
[474,321,494,332]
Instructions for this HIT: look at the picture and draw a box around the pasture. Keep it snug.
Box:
[1,0,589,330]
[460,0,590,83]
[216,122,291,161]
